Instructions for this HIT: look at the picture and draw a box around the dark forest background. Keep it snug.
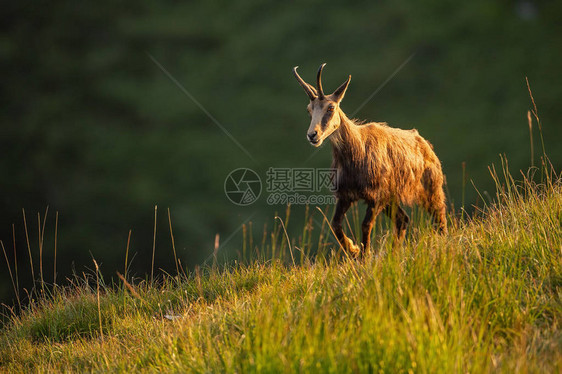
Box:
[1,1,561,305]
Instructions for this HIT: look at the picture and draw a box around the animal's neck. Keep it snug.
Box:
[330,109,364,161]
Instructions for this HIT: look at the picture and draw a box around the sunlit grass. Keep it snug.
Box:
[1,162,561,372]
[1,85,560,371]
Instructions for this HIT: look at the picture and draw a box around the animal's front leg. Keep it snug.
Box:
[361,203,384,253]
[332,198,360,256]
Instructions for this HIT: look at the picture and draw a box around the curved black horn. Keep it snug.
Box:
[316,63,326,98]
[293,66,317,100]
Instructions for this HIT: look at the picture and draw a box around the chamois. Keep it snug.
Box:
[293,63,447,255]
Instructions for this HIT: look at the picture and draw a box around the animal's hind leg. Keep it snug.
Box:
[421,166,448,234]
[384,204,410,242]
[429,203,448,234]
[427,185,448,234]
[332,198,360,256]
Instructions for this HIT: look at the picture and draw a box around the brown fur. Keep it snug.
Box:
[294,64,447,255]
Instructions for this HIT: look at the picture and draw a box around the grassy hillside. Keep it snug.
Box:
[1,165,560,372]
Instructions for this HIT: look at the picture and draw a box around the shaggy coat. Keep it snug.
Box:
[294,64,447,255]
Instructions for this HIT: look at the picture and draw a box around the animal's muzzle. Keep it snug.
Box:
[307,131,318,142]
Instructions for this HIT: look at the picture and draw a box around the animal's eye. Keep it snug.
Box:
[327,106,335,112]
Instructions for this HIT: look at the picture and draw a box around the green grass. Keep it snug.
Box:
[0,163,561,372]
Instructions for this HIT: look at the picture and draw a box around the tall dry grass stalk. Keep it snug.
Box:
[93,259,103,343]
[22,209,34,286]
[527,110,534,168]
[213,233,220,268]
[275,216,295,267]
[151,205,157,283]
[12,224,19,299]
[123,229,132,280]
[167,208,179,275]
[38,207,48,292]
[53,211,58,286]
[526,77,546,164]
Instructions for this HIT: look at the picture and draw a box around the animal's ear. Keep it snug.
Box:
[330,75,351,103]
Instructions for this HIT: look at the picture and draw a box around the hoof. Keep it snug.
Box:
[343,237,361,257]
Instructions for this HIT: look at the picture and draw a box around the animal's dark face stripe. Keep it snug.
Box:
[321,111,334,128]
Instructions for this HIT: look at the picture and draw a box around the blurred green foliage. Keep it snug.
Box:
[1,1,561,303]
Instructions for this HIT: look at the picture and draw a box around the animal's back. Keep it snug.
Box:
[360,122,444,207]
